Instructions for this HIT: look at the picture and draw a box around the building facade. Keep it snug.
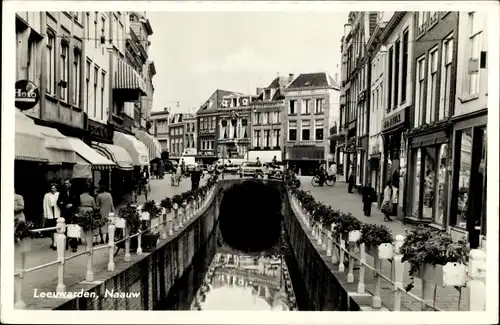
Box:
[448,11,488,248]
[217,93,255,160]
[406,11,459,227]
[183,113,197,156]
[168,113,186,160]
[283,73,340,175]
[151,109,171,153]
[248,76,289,162]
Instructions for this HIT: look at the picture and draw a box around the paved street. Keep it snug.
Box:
[15,175,206,309]
[300,176,469,311]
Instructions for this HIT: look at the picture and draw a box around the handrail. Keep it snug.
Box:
[288,192,486,312]
[13,186,217,309]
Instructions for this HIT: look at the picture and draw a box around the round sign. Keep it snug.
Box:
[15,80,40,111]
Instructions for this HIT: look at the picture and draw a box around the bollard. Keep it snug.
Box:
[168,210,174,236]
[56,217,67,292]
[347,242,355,283]
[339,238,346,272]
[137,230,143,255]
[322,228,328,251]
[124,222,131,262]
[331,224,338,264]
[372,255,382,309]
[85,229,94,282]
[178,208,184,228]
[326,230,333,257]
[357,242,366,294]
[392,234,405,311]
[174,208,180,231]
[14,253,27,309]
[108,221,116,272]
[161,209,168,240]
[467,249,486,311]
[317,226,323,246]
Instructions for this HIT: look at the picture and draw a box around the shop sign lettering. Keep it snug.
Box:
[15,80,40,111]
[382,110,405,131]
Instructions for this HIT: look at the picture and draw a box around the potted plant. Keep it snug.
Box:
[140,200,161,252]
[400,226,470,292]
[117,204,142,250]
[74,209,107,235]
[359,223,394,259]
[15,219,35,252]
[337,213,362,238]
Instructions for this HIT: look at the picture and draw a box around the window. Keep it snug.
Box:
[468,12,481,95]
[86,60,91,113]
[273,130,280,147]
[101,17,106,44]
[254,112,261,125]
[72,50,81,107]
[440,34,453,120]
[302,99,310,114]
[435,144,448,225]
[94,66,98,117]
[387,47,393,112]
[86,13,90,40]
[412,149,422,216]
[46,32,56,95]
[27,35,38,81]
[418,12,426,29]
[264,130,270,147]
[272,111,280,124]
[401,30,409,102]
[422,147,437,219]
[60,42,69,102]
[94,12,99,48]
[315,99,324,114]
[315,119,324,141]
[264,89,272,100]
[263,112,269,125]
[101,71,106,119]
[288,121,297,141]
[253,130,261,148]
[301,120,310,141]
[426,47,438,124]
[394,40,400,107]
[211,116,216,129]
[288,100,296,115]
[414,56,426,127]
[454,129,472,229]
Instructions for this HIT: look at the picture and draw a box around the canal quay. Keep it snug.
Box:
[13,175,484,312]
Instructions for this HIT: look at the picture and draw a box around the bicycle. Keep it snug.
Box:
[311,174,336,187]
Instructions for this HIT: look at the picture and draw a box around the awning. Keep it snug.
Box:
[67,137,115,178]
[92,142,134,171]
[15,110,49,162]
[113,57,147,95]
[135,130,162,160]
[37,125,77,165]
[113,132,150,166]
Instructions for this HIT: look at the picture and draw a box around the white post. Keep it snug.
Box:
[137,230,143,255]
[179,208,185,228]
[467,249,486,311]
[174,209,180,231]
[168,211,174,236]
[339,238,346,272]
[85,229,94,282]
[347,241,355,283]
[326,230,333,257]
[317,226,323,246]
[331,224,338,264]
[393,234,405,311]
[14,253,27,309]
[124,222,131,262]
[161,209,167,239]
[322,228,328,251]
[108,221,116,272]
[357,242,365,294]
[56,217,66,292]
[372,256,382,309]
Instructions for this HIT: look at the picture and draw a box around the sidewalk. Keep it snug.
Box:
[14,176,206,309]
[300,177,469,311]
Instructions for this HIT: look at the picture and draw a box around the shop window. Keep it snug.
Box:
[434,144,448,225]
[412,149,421,217]
[455,129,472,229]
[478,127,487,236]
[422,147,436,219]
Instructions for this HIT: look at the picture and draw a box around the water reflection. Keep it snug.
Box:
[190,252,297,311]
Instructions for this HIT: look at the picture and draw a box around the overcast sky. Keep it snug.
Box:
[148,11,348,114]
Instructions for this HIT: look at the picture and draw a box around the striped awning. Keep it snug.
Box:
[113,132,150,167]
[92,142,134,171]
[135,130,161,160]
[15,110,49,162]
[66,137,115,175]
[113,57,147,95]
[37,125,77,165]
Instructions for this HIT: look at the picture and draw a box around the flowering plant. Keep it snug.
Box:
[142,200,162,218]
[160,197,173,211]
[74,209,106,231]
[118,204,141,234]
[14,219,35,243]
[359,223,394,247]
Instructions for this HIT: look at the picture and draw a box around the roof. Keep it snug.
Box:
[197,89,242,114]
[287,73,340,90]
[267,76,290,89]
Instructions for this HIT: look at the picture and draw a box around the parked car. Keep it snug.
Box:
[239,162,262,177]
[268,162,284,180]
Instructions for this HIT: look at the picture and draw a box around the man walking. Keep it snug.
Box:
[362,182,376,217]
[190,165,203,191]
[57,179,79,250]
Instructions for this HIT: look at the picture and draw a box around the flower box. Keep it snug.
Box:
[348,230,361,242]
[415,264,445,287]
[378,243,394,260]
[67,224,81,238]
[19,238,32,252]
[140,211,150,221]
[115,218,126,229]
[442,262,467,287]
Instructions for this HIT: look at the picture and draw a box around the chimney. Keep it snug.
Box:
[288,73,294,83]
[256,87,263,95]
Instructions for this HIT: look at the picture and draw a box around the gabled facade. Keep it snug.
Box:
[168,113,185,159]
[151,109,170,153]
[183,113,197,156]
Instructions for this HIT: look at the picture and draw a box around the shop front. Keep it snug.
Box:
[381,108,409,219]
[368,136,383,205]
[113,131,150,182]
[406,122,451,227]
[285,145,324,176]
[448,109,487,249]
[356,136,369,188]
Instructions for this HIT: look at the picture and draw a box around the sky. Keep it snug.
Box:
[147,11,348,114]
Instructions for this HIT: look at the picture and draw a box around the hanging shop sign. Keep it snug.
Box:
[382,109,406,132]
[15,80,40,111]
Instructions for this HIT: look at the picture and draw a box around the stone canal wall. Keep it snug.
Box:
[282,193,362,311]
[56,189,221,310]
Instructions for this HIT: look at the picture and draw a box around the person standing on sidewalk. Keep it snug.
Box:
[361,182,376,217]
[43,184,60,249]
[381,180,394,222]
[58,179,80,250]
[96,185,114,244]
[190,165,203,190]
[14,189,26,223]
[347,166,355,193]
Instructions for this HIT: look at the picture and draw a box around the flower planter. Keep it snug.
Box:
[442,262,467,287]
[140,211,150,221]
[415,264,445,287]
[19,238,32,252]
[348,230,361,242]
[377,243,394,260]
[67,224,81,238]
[115,218,126,229]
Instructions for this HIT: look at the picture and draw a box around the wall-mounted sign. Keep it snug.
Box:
[15,80,40,111]
[382,109,405,131]
[88,119,111,141]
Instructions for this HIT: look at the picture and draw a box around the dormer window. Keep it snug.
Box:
[232,98,238,107]
[264,89,272,100]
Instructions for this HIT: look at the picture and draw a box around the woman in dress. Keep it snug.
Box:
[43,183,60,250]
[79,184,98,245]
[381,180,393,222]
[96,184,115,244]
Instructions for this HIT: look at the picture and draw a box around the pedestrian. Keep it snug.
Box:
[272,155,278,166]
[151,161,157,179]
[190,165,203,191]
[318,161,327,186]
[362,182,375,217]
[14,189,26,223]
[79,184,98,246]
[255,157,262,167]
[158,160,165,179]
[381,180,394,222]
[348,166,355,193]
[180,158,186,175]
[328,161,337,180]
[96,184,114,244]
[58,178,80,250]
[43,183,60,249]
